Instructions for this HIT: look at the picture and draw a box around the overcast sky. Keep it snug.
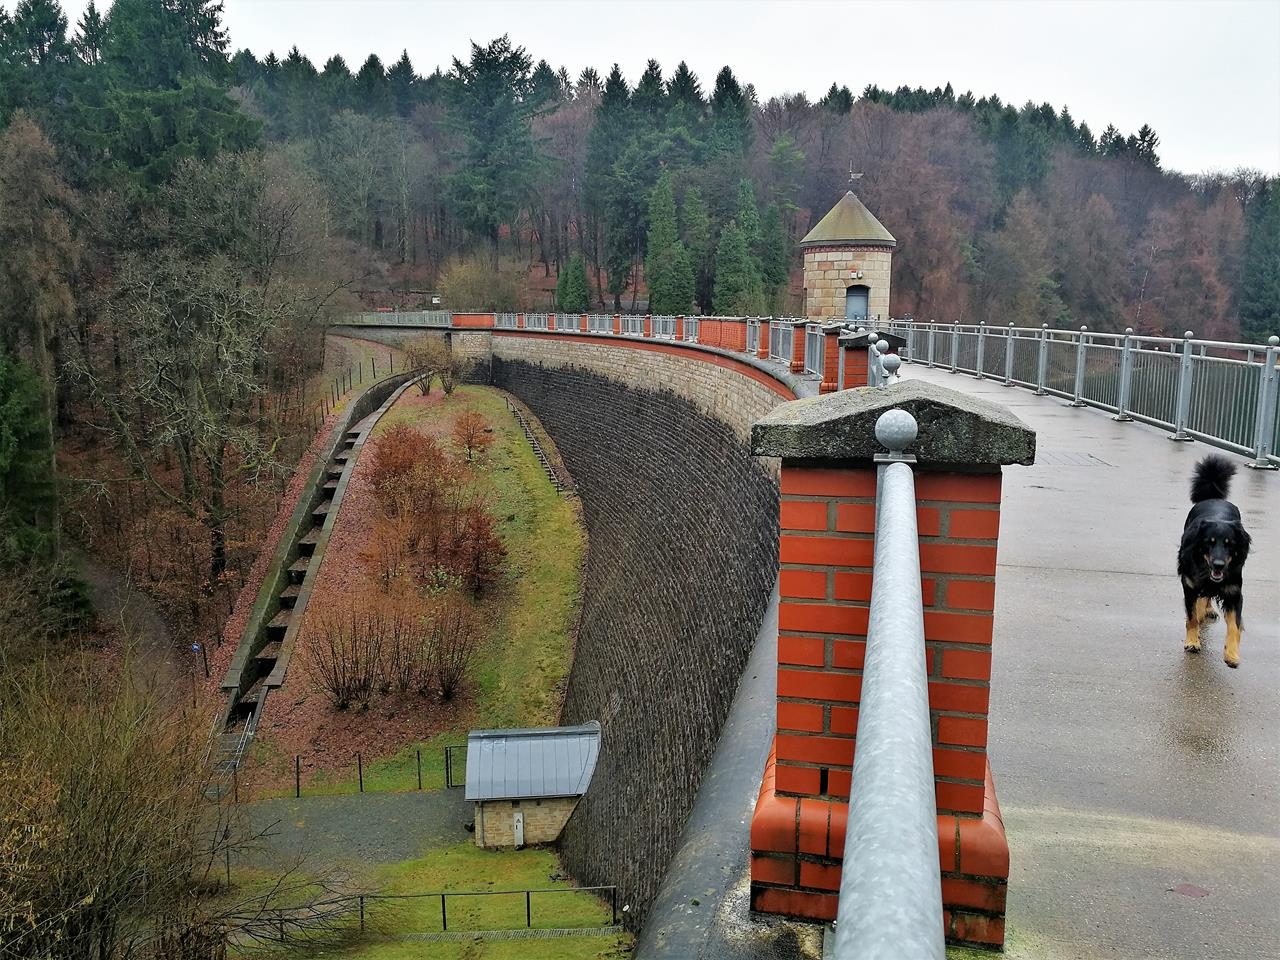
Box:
[65,0,1280,174]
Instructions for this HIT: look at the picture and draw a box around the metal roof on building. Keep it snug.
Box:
[464,722,601,802]
[800,191,897,248]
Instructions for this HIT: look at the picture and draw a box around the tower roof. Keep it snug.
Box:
[800,191,896,248]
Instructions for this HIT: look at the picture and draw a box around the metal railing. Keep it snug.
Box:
[888,321,1280,469]
[524,312,550,331]
[746,319,761,355]
[683,315,699,343]
[496,312,517,329]
[349,310,452,327]
[588,314,613,333]
[621,314,645,337]
[652,315,677,339]
[804,323,825,376]
[833,408,944,960]
[768,320,793,365]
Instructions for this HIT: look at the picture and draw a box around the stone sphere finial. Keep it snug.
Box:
[1184,331,1194,340]
[876,339,889,354]
[875,408,917,454]
[1269,336,1279,347]
[1125,327,1134,335]
[882,353,902,376]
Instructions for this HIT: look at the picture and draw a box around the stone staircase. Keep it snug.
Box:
[213,413,379,773]
[505,397,567,493]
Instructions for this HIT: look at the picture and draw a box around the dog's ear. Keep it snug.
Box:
[1235,524,1251,562]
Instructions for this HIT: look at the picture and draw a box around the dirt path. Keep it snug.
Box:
[75,551,182,689]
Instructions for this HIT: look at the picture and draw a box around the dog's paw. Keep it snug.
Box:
[1184,640,1201,653]
[1224,652,1239,668]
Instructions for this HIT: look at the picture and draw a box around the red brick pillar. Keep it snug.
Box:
[757,323,770,361]
[612,314,622,335]
[675,316,685,341]
[748,380,1034,951]
[790,324,807,373]
[842,343,870,388]
[644,314,653,338]
[517,312,526,329]
[548,312,557,331]
[580,313,589,333]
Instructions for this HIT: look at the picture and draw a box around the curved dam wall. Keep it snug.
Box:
[484,333,795,926]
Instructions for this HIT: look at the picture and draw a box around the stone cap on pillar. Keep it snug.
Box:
[752,379,1036,466]
[838,330,906,350]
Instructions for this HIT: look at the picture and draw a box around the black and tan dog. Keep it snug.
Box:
[1178,455,1251,667]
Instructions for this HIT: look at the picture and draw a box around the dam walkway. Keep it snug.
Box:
[642,362,1280,960]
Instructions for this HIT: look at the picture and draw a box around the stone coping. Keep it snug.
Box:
[751,379,1036,466]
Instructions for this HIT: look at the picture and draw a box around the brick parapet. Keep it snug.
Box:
[748,384,1022,949]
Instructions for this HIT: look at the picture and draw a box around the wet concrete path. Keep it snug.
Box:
[641,364,1279,960]
[906,364,1280,959]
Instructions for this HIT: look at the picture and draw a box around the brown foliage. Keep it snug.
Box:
[451,410,493,461]
[309,590,477,707]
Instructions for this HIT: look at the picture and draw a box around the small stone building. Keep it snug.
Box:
[465,722,601,849]
[800,189,896,322]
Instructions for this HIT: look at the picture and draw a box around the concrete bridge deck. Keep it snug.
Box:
[641,362,1279,960]
[903,364,1280,959]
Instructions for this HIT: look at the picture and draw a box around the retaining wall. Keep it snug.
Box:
[484,333,796,927]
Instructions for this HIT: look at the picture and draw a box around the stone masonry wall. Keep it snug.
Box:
[803,246,893,322]
[488,335,788,928]
[475,796,579,848]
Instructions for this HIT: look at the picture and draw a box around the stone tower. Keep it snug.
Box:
[800,190,895,322]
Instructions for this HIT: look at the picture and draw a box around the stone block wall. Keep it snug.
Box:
[475,796,579,848]
[803,246,893,322]
[488,334,790,929]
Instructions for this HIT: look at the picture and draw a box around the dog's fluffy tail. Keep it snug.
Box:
[1191,454,1236,503]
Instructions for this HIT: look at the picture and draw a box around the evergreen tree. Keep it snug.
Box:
[320,54,354,112]
[1240,182,1280,343]
[529,58,560,107]
[387,49,417,117]
[0,348,58,563]
[681,185,713,311]
[555,254,590,312]
[714,219,763,314]
[819,82,853,114]
[644,169,694,314]
[72,0,105,65]
[709,65,751,154]
[761,203,790,308]
[355,53,391,114]
[9,0,70,67]
[736,178,762,257]
[1098,124,1124,157]
[445,35,537,262]
[666,61,702,109]
[631,58,666,119]
[576,65,601,98]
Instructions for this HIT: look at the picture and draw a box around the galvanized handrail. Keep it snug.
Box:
[804,323,825,376]
[769,319,794,364]
[889,320,1280,469]
[833,409,944,960]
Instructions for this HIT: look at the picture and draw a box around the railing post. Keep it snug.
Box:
[1069,326,1088,406]
[1247,335,1280,469]
[975,320,986,379]
[1170,331,1195,441]
[1003,323,1015,386]
[1035,323,1049,395]
[1114,327,1135,422]
[949,321,959,374]
[927,322,936,368]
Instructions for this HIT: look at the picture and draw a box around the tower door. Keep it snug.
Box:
[845,285,870,321]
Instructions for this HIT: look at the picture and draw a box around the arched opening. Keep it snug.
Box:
[845,284,870,321]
